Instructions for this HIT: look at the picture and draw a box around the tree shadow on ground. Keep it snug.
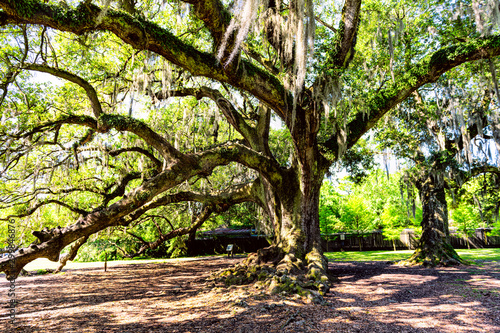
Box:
[0,258,498,332]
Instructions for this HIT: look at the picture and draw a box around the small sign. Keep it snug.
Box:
[226,244,233,252]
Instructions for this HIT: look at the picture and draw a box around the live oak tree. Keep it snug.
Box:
[376,71,500,266]
[1,0,500,293]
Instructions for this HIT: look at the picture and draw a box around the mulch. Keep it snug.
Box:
[1,257,499,332]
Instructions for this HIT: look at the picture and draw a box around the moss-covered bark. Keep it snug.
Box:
[212,133,333,301]
[403,175,464,267]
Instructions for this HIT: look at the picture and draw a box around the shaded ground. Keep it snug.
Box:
[1,257,499,332]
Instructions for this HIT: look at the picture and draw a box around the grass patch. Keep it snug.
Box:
[453,248,500,261]
[36,269,54,275]
[324,250,413,262]
[324,248,500,262]
[23,255,229,273]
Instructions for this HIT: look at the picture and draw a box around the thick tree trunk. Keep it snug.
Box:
[185,229,197,257]
[276,173,322,255]
[406,174,463,266]
[270,134,330,276]
[209,103,333,300]
[246,168,325,261]
[215,174,330,301]
[278,171,325,263]
[220,140,332,300]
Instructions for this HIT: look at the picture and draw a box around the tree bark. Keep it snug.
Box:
[54,236,89,273]
[247,166,325,259]
[406,174,463,266]
[237,121,332,297]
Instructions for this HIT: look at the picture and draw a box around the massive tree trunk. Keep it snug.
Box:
[406,174,463,266]
[218,108,332,299]
[267,109,331,291]
[273,161,327,271]
[217,163,331,300]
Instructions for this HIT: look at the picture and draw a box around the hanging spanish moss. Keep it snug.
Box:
[96,0,112,25]
[388,29,395,82]
[217,0,315,129]
[313,74,342,127]
[161,60,172,98]
[382,148,390,180]
[217,0,263,66]
[472,0,500,36]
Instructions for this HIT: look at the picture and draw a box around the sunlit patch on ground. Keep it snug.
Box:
[0,258,499,332]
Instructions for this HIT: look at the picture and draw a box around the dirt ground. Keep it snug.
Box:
[1,257,499,332]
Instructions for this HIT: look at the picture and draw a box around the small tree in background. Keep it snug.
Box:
[381,197,421,251]
[451,202,481,249]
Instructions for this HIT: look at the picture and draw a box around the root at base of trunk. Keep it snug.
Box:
[399,242,465,267]
[208,246,335,304]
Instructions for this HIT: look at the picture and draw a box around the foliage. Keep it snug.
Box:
[166,235,188,258]
[490,221,500,237]
[319,181,343,234]
[74,235,133,262]
[450,201,482,237]
[381,199,413,241]
[320,170,422,236]
[335,139,376,184]
[319,180,376,234]
[454,173,500,229]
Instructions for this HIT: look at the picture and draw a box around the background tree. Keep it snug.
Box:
[380,194,420,251]
[454,173,500,228]
[450,201,481,249]
[376,64,499,265]
[449,172,500,247]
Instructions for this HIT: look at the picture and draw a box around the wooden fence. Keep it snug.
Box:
[321,228,500,252]
[188,228,500,255]
[321,230,415,252]
[188,235,270,256]
[449,228,500,249]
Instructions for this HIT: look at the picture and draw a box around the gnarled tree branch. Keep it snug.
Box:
[322,35,500,159]
[0,139,279,278]
[0,0,290,120]
[23,63,103,118]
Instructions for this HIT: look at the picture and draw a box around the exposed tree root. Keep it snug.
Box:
[208,246,335,303]
[399,242,466,267]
